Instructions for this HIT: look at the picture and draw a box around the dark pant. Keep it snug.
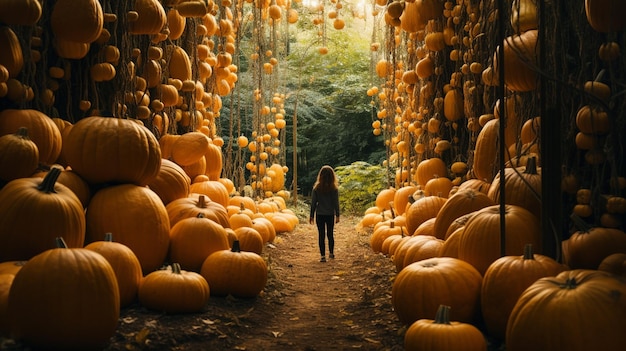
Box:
[316,214,334,257]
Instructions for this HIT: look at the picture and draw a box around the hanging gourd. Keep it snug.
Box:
[51,0,104,43]
[128,0,167,35]
[585,0,626,33]
[493,30,539,92]
[511,0,538,33]
[169,45,192,81]
[0,0,42,25]
[0,26,24,78]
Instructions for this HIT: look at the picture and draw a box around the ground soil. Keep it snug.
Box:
[1,215,406,351]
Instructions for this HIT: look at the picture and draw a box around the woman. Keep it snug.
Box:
[309,165,340,262]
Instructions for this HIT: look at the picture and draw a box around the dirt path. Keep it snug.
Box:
[1,215,405,351]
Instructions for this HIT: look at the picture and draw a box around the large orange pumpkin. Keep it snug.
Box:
[85,184,170,274]
[0,109,62,165]
[405,195,447,235]
[506,270,626,351]
[169,214,230,272]
[8,238,119,350]
[457,204,542,275]
[392,257,482,325]
[167,194,230,229]
[432,188,495,239]
[0,168,85,261]
[62,116,161,186]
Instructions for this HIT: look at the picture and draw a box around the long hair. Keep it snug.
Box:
[313,165,338,193]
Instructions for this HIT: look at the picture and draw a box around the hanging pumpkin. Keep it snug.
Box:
[0,0,42,25]
[493,30,539,92]
[0,127,39,182]
[0,109,62,166]
[0,26,24,78]
[585,0,626,33]
[169,214,230,272]
[200,241,268,298]
[128,0,167,35]
[138,263,210,314]
[85,184,170,274]
[8,238,119,350]
[481,244,568,340]
[391,257,482,325]
[404,305,487,351]
[506,270,626,351]
[62,116,161,186]
[51,0,104,43]
[0,168,85,262]
[84,233,143,308]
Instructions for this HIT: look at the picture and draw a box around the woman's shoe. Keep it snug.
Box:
[329,254,335,259]
[320,256,326,262]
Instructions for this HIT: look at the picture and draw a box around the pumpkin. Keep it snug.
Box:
[0,168,85,261]
[432,188,494,239]
[598,253,626,276]
[229,195,258,212]
[167,8,186,40]
[399,0,425,33]
[32,165,92,208]
[493,30,539,92]
[62,116,161,186]
[51,0,103,43]
[375,187,397,211]
[439,227,464,258]
[171,132,211,166]
[169,45,192,81]
[405,195,447,235]
[458,204,542,275]
[0,109,62,165]
[510,0,538,33]
[85,184,170,274]
[416,157,448,186]
[506,269,626,351]
[562,215,626,269]
[404,305,487,351]
[391,257,482,325]
[423,176,453,198]
[0,0,42,25]
[200,240,268,298]
[233,227,264,254]
[487,156,542,220]
[129,0,167,35]
[84,233,143,308]
[229,206,254,229]
[0,273,13,337]
[167,194,230,229]
[481,244,568,340]
[443,89,464,122]
[396,235,444,271]
[147,159,191,205]
[189,180,230,208]
[251,217,276,243]
[471,118,500,182]
[393,185,418,215]
[138,263,210,314]
[0,26,23,78]
[585,0,626,32]
[8,237,119,350]
[0,261,26,276]
[169,214,230,272]
[0,127,39,182]
[370,221,403,253]
[182,156,207,179]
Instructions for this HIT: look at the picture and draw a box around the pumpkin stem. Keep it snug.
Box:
[231,240,241,253]
[198,195,207,208]
[197,213,205,219]
[171,263,182,274]
[433,305,452,325]
[104,232,113,242]
[37,167,62,194]
[570,213,592,233]
[240,202,246,211]
[389,203,396,218]
[524,156,538,175]
[561,277,579,289]
[15,127,31,139]
[55,237,68,249]
[523,244,534,260]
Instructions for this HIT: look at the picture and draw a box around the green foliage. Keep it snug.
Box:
[335,161,388,215]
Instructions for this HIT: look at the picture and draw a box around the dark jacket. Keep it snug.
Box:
[310,188,340,218]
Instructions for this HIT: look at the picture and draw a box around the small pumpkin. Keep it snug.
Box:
[404,304,487,351]
[0,109,62,165]
[8,237,119,350]
[138,263,210,314]
[562,214,626,269]
[598,253,626,276]
[189,180,230,208]
[405,195,447,236]
[200,240,268,298]
[84,233,143,308]
[233,227,264,254]
[169,214,230,272]
[147,158,191,205]
[0,127,39,182]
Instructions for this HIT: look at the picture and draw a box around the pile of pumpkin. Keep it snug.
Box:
[0,110,299,350]
[360,155,626,350]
